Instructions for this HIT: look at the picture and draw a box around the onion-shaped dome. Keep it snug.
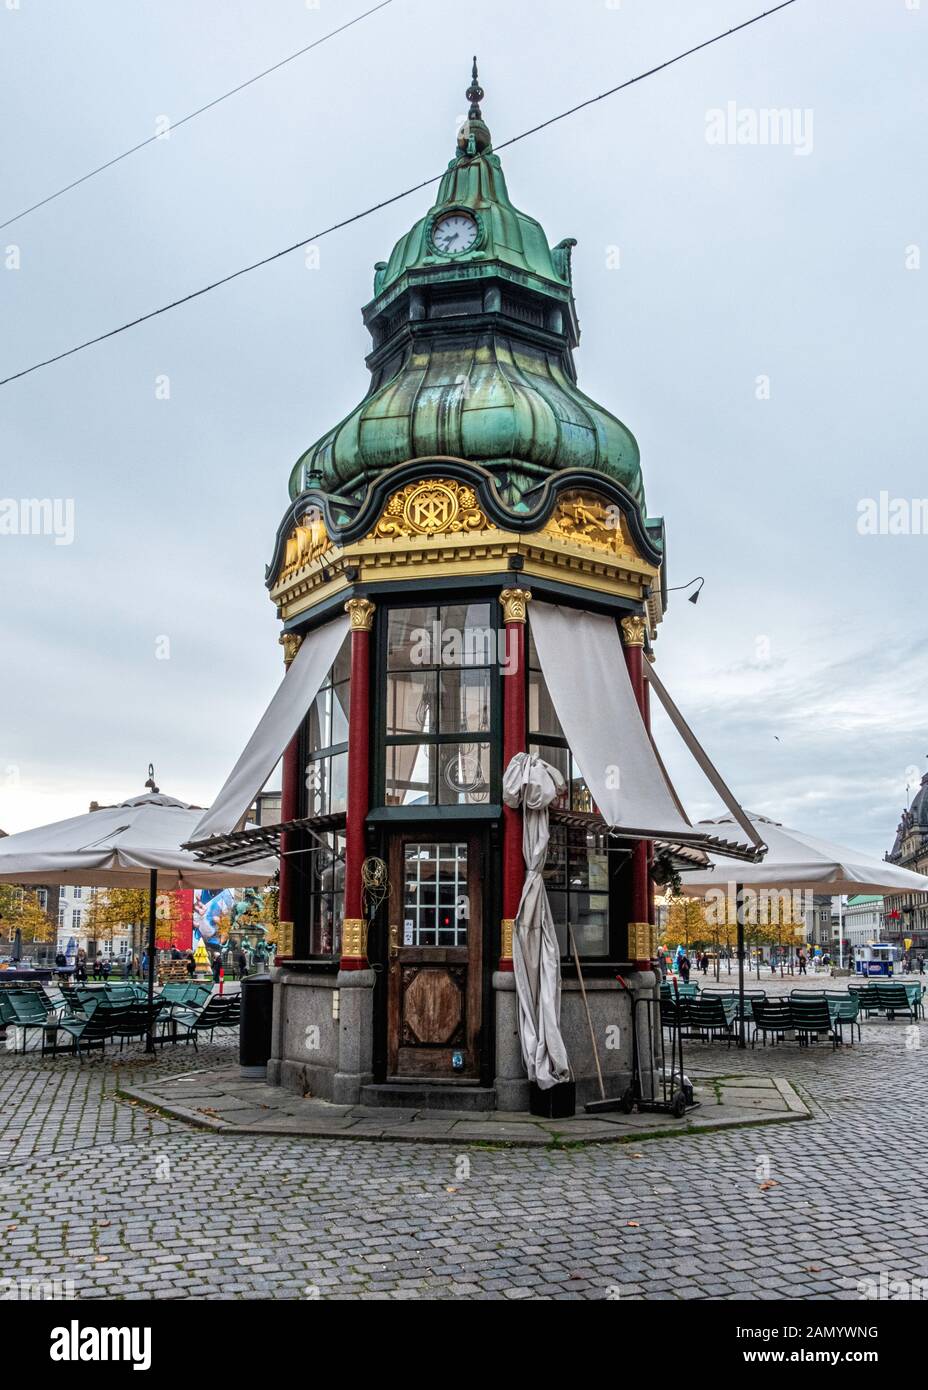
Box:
[289,62,646,516]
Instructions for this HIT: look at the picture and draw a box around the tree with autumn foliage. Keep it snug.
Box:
[661,896,705,954]
[0,885,53,947]
[84,887,179,956]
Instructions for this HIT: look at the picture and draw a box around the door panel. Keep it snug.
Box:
[387,836,483,1079]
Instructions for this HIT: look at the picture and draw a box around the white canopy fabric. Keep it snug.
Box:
[528,604,699,841]
[0,792,277,889]
[681,814,928,897]
[502,752,572,1091]
[193,614,349,842]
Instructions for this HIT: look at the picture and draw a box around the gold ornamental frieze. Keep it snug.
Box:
[542,490,636,559]
[373,478,488,540]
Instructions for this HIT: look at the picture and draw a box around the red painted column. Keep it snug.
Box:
[621,615,653,969]
[499,588,531,971]
[276,633,303,961]
[340,597,375,971]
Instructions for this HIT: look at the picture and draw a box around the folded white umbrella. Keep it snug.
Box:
[680,814,928,897]
[0,787,277,1052]
[502,753,572,1091]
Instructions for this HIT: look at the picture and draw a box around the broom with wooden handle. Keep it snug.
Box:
[567,923,625,1113]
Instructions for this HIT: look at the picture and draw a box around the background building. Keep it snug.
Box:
[885,770,928,951]
[835,894,884,952]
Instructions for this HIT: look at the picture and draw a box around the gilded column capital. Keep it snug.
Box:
[620,614,647,648]
[279,632,303,667]
[499,588,532,624]
[345,597,376,632]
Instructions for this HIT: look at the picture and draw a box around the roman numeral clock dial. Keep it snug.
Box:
[432,212,478,254]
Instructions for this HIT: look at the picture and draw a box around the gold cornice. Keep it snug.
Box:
[499,588,531,624]
[269,487,662,624]
[345,597,376,632]
[620,615,647,647]
[271,535,660,623]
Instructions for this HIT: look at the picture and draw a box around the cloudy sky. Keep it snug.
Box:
[1,0,925,857]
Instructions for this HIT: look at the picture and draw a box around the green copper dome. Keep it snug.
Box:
[289,63,645,515]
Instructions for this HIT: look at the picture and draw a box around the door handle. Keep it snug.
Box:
[389,924,399,960]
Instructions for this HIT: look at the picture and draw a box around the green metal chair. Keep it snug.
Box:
[790,996,839,1048]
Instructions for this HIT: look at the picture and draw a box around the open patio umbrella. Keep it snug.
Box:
[0,772,276,1051]
[680,813,928,1045]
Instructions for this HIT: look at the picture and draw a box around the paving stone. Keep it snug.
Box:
[0,993,925,1300]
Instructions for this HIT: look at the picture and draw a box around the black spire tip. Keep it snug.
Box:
[466,55,484,120]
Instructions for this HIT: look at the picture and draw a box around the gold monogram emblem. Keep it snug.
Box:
[373,478,487,540]
[404,482,459,533]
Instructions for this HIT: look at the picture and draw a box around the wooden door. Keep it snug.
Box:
[386,834,483,1079]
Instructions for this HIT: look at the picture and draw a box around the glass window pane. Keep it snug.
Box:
[307,691,327,754]
[529,669,563,739]
[387,607,438,669]
[331,639,351,686]
[305,755,327,816]
[440,603,493,667]
[386,744,433,806]
[440,668,491,735]
[307,835,345,956]
[386,671,436,735]
[569,757,594,815]
[570,893,610,956]
[567,831,609,891]
[329,751,348,815]
[403,843,468,946]
[331,680,350,745]
[438,742,491,805]
[542,826,568,889]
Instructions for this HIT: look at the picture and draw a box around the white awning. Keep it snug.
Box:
[193,614,349,842]
[681,815,928,897]
[527,603,762,857]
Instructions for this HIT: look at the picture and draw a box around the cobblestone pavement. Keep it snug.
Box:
[1,989,926,1301]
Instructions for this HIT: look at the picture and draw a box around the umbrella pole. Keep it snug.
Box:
[145,868,157,1054]
[736,882,746,1050]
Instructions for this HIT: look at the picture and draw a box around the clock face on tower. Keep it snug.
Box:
[431,211,479,255]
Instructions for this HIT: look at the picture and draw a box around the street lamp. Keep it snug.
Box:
[666,576,705,604]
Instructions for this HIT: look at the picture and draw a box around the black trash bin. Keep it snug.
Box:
[239,973,273,1079]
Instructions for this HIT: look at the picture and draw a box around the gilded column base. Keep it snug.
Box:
[499,917,515,972]
[339,917,369,970]
[627,921,658,962]
[275,921,295,961]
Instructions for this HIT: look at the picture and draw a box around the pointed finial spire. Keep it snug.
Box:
[457,56,491,157]
[466,56,484,121]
